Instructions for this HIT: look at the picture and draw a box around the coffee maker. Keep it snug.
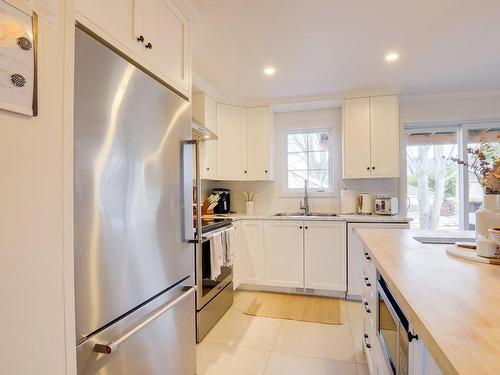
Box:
[212,188,230,214]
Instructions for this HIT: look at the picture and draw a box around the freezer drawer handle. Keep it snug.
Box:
[93,286,197,355]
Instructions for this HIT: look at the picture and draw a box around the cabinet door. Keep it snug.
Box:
[246,107,271,180]
[304,221,346,291]
[232,222,241,290]
[369,95,399,177]
[216,104,247,180]
[263,221,304,288]
[76,0,135,48]
[193,94,217,179]
[134,0,191,95]
[239,221,264,284]
[343,98,371,178]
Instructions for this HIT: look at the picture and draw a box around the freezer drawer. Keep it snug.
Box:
[77,277,196,375]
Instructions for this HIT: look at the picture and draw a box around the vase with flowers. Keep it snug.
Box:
[453,137,500,239]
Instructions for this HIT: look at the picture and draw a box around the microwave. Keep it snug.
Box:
[375,197,399,216]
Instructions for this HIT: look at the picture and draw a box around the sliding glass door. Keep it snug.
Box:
[406,128,459,229]
[405,123,500,230]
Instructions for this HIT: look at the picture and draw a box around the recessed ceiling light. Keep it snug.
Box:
[263,66,276,76]
[385,52,399,62]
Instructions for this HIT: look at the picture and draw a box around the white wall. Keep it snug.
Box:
[206,108,398,214]
[0,1,76,374]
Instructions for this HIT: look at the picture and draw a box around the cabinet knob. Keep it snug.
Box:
[299,226,303,229]
[372,166,375,170]
[407,331,419,342]
[305,226,308,229]
[145,42,153,49]
[244,170,247,174]
[137,35,144,43]
[366,166,370,171]
[206,167,210,171]
[265,170,268,173]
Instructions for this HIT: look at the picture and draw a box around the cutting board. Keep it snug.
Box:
[446,245,500,265]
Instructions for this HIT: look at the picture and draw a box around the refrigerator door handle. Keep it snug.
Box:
[182,140,202,244]
[93,286,197,354]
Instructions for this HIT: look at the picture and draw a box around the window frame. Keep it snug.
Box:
[282,127,335,196]
[402,121,500,230]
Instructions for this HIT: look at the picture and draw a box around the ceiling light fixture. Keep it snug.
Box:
[385,52,399,62]
[263,66,276,76]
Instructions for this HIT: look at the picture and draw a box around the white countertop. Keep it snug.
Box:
[212,213,411,223]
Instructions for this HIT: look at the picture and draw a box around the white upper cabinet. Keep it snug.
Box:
[304,221,346,291]
[214,104,273,181]
[246,107,272,180]
[369,95,399,177]
[343,97,371,178]
[193,93,217,179]
[216,103,247,180]
[343,95,399,178]
[76,0,191,98]
[133,0,190,93]
[263,221,304,288]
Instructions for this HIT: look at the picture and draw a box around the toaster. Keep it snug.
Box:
[374,197,399,215]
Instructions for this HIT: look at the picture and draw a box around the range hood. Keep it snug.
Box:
[192,119,217,141]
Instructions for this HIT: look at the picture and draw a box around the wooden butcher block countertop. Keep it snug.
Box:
[356,229,500,375]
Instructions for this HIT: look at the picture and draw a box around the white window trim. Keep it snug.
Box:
[281,127,335,197]
[401,120,500,230]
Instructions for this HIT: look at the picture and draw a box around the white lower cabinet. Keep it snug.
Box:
[408,325,444,375]
[236,219,346,293]
[239,220,264,284]
[263,221,304,288]
[232,221,241,290]
[304,221,346,291]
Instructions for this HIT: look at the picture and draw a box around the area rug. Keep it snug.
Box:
[244,292,342,325]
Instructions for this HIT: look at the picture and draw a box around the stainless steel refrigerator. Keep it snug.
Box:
[74,26,196,374]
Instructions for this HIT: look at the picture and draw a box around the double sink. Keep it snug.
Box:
[274,212,338,217]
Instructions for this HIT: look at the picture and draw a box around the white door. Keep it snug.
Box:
[246,107,271,180]
[193,94,217,179]
[232,222,241,290]
[263,221,304,288]
[369,95,399,177]
[347,222,409,299]
[76,0,135,50]
[239,221,264,284]
[343,98,371,178]
[304,221,346,291]
[216,104,247,180]
[134,0,191,94]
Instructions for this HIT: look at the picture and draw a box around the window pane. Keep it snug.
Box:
[288,170,307,189]
[467,127,500,229]
[308,170,329,189]
[288,152,307,170]
[406,131,459,230]
[308,132,329,151]
[308,151,329,170]
[287,133,307,152]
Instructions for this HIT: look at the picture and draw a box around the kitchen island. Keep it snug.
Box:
[357,228,500,375]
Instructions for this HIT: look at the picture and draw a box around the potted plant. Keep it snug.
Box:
[453,137,500,239]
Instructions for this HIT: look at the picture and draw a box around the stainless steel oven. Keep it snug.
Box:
[195,222,234,341]
[377,276,418,375]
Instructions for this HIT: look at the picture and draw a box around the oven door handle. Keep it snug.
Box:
[93,286,197,354]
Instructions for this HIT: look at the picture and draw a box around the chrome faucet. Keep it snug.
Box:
[299,179,310,215]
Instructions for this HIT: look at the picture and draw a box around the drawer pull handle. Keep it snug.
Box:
[364,252,371,261]
[363,301,371,314]
[364,277,371,287]
[408,331,419,342]
[93,286,196,354]
[363,333,371,349]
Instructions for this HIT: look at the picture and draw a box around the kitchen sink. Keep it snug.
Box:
[273,212,338,217]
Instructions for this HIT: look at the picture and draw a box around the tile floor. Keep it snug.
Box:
[196,291,369,375]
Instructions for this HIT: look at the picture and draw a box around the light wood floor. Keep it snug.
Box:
[196,290,369,375]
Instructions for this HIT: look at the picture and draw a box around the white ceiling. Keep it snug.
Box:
[186,0,500,101]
